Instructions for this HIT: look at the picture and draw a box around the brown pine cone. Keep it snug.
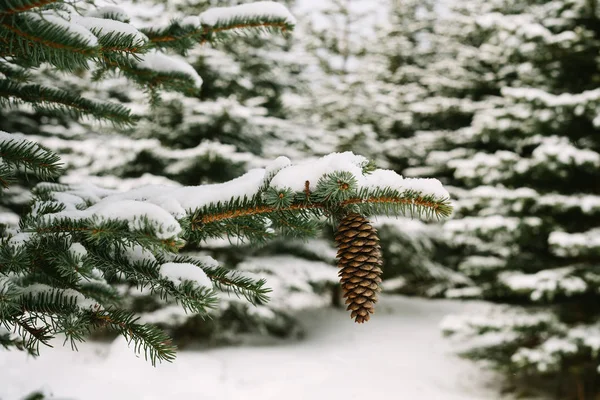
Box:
[335,212,383,323]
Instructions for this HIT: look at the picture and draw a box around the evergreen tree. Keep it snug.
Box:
[1,0,344,344]
[294,0,389,163]
[0,0,451,363]
[385,0,600,397]
[343,0,473,295]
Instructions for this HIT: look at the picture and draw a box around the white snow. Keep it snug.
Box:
[380,276,407,291]
[151,168,266,216]
[50,192,87,211]
[499,268,587,301]
[46,199,182,240]
[136,51,203,89]
[25,12,98,47]
[199,1,296,27]
[502,86,600,107]
[237,256,338,311]
[189,255,220,269]
[180,16,201,28]
[123,244,157,264]
[441,309,557,336]
[159,262,213,288]
[458,256,505,274]
[270,152,367,192]
[138,304,190,326]
[0,210,19,227]
[269,152,449,198]
[474,12,578,48]
[512,337,579,373]
[549,229,600,257]
[263,155,291,185]
[0,131,32,147]
[445,287,483,299]
[363,169,449,198]
[0,296,514,400]
[7,232,33,249]
[68,242,87,259]
[73,16,147,45]
[445,215,541,235]
[569,325,600,353]
[18,284,98,309]
[531,136,600,167]
[85,6,130,22]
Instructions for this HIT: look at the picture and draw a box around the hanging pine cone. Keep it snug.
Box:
[335,212,383,323]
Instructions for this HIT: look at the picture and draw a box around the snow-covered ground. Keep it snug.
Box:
[1,296,512,400]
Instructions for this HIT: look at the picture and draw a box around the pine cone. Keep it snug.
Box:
[335,213,383,323]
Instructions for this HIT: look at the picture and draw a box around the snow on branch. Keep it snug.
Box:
[159,262,213,289]
[72,15,148,48]
[502,87,600,107]
[199,1,296,31]
[0,0,61,15]
[144,1,296,47]
[135,51,203,89]
[549,229,600,258]
[27,152,451,246]
[0,130,62,186]
[498,268,587,302]
[84,6,130,23]
[18,11,99,48]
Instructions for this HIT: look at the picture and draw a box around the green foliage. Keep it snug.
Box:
[378,0,600,397]
[0,79,136,123]
[0,0,451,366]
[0,0,294,121]
[0,132,62,187]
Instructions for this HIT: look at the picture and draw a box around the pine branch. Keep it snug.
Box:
[0,163,16,188]
[90,34,146,59]
[11,316,52,354]
[189,192,451,234]
[0,13,98,69]
[30,217,183,253]
[0,0,61,15]
[0,282,54,355]
[115,59,202,97]
[0,330,36,355]
[144,20,292,47]
[88,308,176,365]
[206,18,294,39]
[18,289,83,316]
[167,254,271,305]
[0,59,29,81]
[140,20,203,52]
[0,131,63,183]
[0,79,137,125]
[88,249,218,315]
[143,11,295,51]
[0,240,30,275]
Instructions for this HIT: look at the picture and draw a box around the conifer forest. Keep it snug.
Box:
[1,0,599,399]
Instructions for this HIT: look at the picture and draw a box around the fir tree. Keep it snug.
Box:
[4,0,345,343]
[346,0,472,295]
[0,0,451,363]
[294,0,389,163]
[385,0,600,397]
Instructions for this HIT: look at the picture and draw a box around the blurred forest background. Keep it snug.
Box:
[1,0,600,399]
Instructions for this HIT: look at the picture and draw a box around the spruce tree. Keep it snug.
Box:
[3,0,342,343]
[348,0,472,296]
[386,0,600,397]
[294,0,389,163]
[0,0,451,363]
